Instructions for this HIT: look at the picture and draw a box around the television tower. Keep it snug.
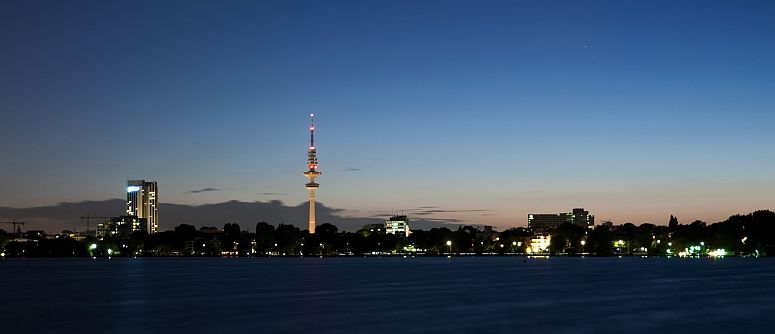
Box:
[303,114,321,234]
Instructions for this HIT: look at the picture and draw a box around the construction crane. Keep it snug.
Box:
[0,220,26,236]
[80,216,109,232]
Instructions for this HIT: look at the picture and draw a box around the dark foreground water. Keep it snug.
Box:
[2,257,775,333]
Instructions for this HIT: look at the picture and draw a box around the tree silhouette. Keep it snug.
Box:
[668,215,679,231]
[254,222,275,254]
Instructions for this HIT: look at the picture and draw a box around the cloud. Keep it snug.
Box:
[367,213,392,218]
[417,217,468,224]
[0,199,459,233]
[187,187,221,194]
[341,167,363,172]
[409,208,493,216]
[258,192,288,196]
[368,207,493,218]
[365,212,468,225]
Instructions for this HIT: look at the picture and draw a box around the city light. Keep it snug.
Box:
[126,186,141,192]
[528,235,550,253]
[90,243,97,250]
[709,249,727,257]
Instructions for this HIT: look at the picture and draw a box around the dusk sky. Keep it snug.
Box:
[1,0,774,229]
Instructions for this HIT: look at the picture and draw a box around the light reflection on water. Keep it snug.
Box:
[2,257,775,333]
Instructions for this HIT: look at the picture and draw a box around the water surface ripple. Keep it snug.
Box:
[2,257,774,333]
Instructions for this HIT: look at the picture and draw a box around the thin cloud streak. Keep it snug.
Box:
[367,207,493,218]
[186,187,221,194]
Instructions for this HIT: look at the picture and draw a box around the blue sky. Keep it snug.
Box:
[1,0,774,228]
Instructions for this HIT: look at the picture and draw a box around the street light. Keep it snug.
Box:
[446,240,452,254]
[618,240,629,254]
[580,240,586,254]
[512,241,517,254]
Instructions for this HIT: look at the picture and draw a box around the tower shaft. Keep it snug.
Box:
[308,188,316,233]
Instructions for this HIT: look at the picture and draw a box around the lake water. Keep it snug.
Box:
[2,257,774,333]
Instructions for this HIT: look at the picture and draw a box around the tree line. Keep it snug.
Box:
[1,210,773,257]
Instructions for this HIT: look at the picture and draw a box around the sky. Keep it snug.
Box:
[1,0,774,229]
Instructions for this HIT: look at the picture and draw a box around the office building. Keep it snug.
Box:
[570,208,594,229]
[528,214,569,233]
[528,208,595,233]
[126,180,158,234]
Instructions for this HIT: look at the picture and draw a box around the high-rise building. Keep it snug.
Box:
[302,114,320,234]
[126,180,158,234]
[570,208,594,229]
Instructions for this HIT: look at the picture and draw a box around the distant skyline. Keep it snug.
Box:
[2,0,774,229]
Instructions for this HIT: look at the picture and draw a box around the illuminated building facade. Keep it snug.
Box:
[126,180,158,234]
[385,215,410,237]
[302,114,321,234]
[96,216,147,238]
[526,235,551,254]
